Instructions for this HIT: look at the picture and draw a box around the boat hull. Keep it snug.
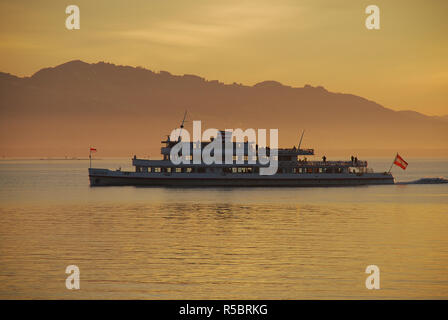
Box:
[89,169,394,187]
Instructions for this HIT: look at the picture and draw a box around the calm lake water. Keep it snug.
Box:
[0,158,447,299]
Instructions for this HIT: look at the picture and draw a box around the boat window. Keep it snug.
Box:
[175,168,182,173]
[154,167,161,173]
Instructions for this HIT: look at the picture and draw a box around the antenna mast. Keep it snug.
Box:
[298,130,305,149]
[178,110,187,141]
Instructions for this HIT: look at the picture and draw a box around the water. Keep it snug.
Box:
[0,158,447,299]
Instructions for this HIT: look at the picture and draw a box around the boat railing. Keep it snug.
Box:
[277,148,314,155]
[294,160,368,167]
[162,147,315,156]
[134,158,367,168]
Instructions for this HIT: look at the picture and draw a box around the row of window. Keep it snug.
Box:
[135,167,346,174]
[166,155,297,161]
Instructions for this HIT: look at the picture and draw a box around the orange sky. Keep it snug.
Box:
[0,0,447,116]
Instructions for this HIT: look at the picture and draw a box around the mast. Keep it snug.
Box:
[178,110,187,141]
[298,130,305,149]
[388,153,397,173]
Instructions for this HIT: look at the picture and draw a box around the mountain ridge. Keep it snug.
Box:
[6,60,437,119]
[0,60,446,157]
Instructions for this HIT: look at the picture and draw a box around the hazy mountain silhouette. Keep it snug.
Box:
[0,60,447,157]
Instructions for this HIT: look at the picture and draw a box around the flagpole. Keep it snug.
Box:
[89,147,92,168]
[388,153,397,173]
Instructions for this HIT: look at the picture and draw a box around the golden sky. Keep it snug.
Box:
[0,0,447,115]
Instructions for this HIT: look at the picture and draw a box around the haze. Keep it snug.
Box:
[0,0,447,116]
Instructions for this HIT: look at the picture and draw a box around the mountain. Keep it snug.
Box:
[0,60,447,157]
[435,115,448,122]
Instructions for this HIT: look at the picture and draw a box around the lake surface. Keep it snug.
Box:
[0,158,447,299]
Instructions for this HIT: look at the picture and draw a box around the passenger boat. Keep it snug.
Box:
[88,127,394,187]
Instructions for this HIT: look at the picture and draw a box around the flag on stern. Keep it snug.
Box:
[393,153,408,170]
[89,147,97,168]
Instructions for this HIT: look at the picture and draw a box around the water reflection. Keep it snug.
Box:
[0,159,447,299]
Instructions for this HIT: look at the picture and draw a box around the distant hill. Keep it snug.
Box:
[0,60,447,157]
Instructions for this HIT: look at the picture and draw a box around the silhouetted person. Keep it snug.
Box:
[355,156,358,164]
[322,155,326,162]
[351,155,354,163]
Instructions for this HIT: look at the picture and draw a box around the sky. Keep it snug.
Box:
[0,0,447,116]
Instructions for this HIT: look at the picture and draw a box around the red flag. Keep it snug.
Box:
[393,153,408,170]
[90,147,97,152]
